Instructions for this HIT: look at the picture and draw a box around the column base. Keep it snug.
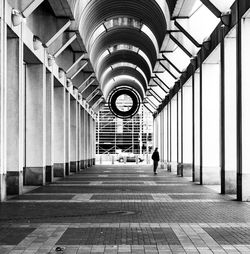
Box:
[202,166,220,185]
[65,162,70,176]
[70,161,77,173]
[80,160,85,170]
[223,170,236,194]
[241,173,250,201]
[46,166,54,183]
[7,171,23,195]
[24,167,45,186]
[182,163,192,177]
[194,166,201,183]
[54,163,65,177]
[0,173,7,201]
[177,163,182,176]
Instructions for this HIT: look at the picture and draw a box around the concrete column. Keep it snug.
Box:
[167,104,171,171]
[70,97,77,172]
[194,71,201,182]
[83,110,87,168]
[93,118,96,165]
[45,71,53,182]
[87,114,91,167]
[163,107,168,168]
[170,96,177,173]
[80,107,84,169]
[202,59,220,185]
[6,37,24,194]
[25,64,46,185]
[182,80,193,177]
[0,0,7,201]
[76,103,80,171]
[240,17,250,201]
[177,89,182,176]
[222,29,237,194]
[53,84,66,177]
[65,91,70,175]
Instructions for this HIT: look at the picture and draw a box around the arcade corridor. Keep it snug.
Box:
[1,165,250,253]
[2,0,250,252]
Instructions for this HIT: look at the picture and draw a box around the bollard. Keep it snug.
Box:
[112,155,114,164]
[100,155,102,165]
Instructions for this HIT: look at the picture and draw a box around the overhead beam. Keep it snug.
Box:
[149,89,162,102]
[146,97,157,109]
[170,34,193,58]
[200,0,221,18]
[92,97,104,109]
[78,73,94,91]
[174,20,201,48]
[151,79,169,94]
[70,61,88,79]
[154,74,170,90]
[80,78,96,94]
[86,87,99,102]
[66,53,87,74]
[159,61,177,80]
[45,20,71,47]
[54,33,77,58]
[143,103,154,113]
[22,0,44,17]
[161,54,182,74]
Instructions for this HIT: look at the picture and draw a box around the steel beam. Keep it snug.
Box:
[152,79,169,94]
[54,33,77,58]
[70,61,88,80]
[162,54,182,74]
[170,34,193,58]
[159,61,177,80]
[45,20,71,47]
[148,90,162,103]
[200,0,221,18]
[66,53,87,74]
[22,0,44,17]
[154,74,170,89]
[78,74,94,91]
[81,78,96,94]
[174,20,201,48]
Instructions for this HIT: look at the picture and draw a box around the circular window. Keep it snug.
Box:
[116,94,133,112]
[108,88,140,119]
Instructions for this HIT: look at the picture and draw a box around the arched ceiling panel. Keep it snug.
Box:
[78,0,167,47]
[101,67,148,92]
[103,77,145,101]
[96,50,152,83]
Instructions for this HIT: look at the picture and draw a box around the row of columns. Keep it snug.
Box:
[0,33,96,202]
[154,7,250,201]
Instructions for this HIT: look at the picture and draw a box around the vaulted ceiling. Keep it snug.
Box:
[68,0,177,115]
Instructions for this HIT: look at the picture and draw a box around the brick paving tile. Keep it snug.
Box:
[0,165,250,253]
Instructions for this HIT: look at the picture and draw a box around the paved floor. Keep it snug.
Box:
[0,165,250,253]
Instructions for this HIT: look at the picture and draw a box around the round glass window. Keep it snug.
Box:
[115,94,133,112]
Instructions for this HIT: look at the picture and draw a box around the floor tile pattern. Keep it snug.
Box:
[0,165,250,253]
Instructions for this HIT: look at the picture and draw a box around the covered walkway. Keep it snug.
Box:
[0,165,250,253]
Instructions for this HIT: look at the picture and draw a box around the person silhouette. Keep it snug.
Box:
[151,147,160,175]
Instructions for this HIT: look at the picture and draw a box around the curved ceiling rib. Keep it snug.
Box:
[68,0,175,116]
[78,0,167,45]
[101,67,148,92]
[90,28,157,71]
[96,50,152,85]
[103,76,146,100]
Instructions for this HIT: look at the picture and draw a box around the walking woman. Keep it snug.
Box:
[151,147,160,175]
